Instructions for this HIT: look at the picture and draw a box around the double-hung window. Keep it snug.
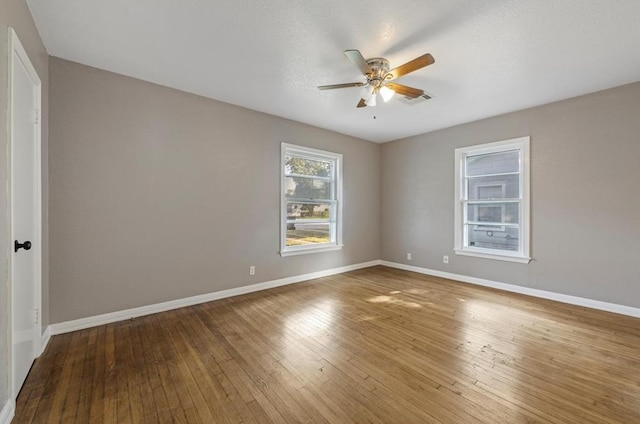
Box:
[454,136,530,263]
[281,143,342,256]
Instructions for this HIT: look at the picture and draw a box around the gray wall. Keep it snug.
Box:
[48,57,381,323]
[0,0,49,410]
[381,82,640,308]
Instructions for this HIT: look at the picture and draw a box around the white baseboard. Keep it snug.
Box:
[40,326,52,356]
[43,258,639,339]
[380,261,640,318]
[47,260,381,336]
[0,399,14,424]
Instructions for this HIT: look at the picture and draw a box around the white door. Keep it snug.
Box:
[9,28,42,398]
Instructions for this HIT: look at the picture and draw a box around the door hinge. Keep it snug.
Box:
[34,109,40,125]
[34,308,40,325]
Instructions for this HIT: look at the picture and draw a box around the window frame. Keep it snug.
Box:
[280,143,343,256]
[454,136,531,263]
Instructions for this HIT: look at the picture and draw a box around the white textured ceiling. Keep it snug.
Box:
[27,0,640,143]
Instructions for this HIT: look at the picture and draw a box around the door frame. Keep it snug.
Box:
[7,27,43,401]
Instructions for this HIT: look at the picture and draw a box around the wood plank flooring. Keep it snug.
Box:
[14,266,640,423]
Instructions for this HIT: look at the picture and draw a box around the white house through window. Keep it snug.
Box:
[474,183,506,231]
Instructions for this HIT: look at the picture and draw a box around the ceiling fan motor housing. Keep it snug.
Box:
[367,57,389,88]
[366,58,391,89]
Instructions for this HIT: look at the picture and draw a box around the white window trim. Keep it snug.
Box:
[454,136,531,263]
[280,143,343,256]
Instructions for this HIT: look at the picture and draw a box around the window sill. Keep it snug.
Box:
[280,244,343,257]
[454,249,531,264]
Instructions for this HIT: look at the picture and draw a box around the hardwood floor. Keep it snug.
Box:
[14,266,640,423]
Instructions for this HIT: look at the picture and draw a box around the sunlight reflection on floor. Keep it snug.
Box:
[457,299,531,401]
[367,294,422,308]
[284,298,336,339]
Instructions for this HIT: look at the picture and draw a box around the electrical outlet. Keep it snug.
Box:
[407,253,412,261]
[249,265,255,275]
[443,255,449,264]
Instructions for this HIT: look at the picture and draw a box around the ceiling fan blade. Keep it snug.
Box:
[344,50,373,75]
[318,82,366,90]
[356,98,367,108]
[386,82,424,98]
[387,54,435,80]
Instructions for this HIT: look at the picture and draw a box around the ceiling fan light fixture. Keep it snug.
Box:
[379,85,395,102]
[365,91,377,107]
[361,86,374,102]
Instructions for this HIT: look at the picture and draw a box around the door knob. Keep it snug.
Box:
[14,240,32,252]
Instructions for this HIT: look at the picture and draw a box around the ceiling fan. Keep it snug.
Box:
[318,49,435,108]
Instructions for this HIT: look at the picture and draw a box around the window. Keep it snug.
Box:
[454,136,530,263]
[281,143,342,256]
